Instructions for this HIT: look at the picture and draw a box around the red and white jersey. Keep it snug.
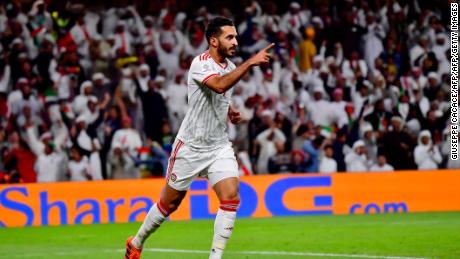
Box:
[176,51,236,151]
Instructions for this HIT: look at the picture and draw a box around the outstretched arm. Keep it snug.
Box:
[205,43,275,94]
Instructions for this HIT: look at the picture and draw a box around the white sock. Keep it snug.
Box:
[209,208,237,259]
[132,203,167,248]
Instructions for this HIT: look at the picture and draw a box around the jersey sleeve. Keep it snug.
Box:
[190,58,220,86]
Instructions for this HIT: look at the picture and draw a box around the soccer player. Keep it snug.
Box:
[125,17,274,259]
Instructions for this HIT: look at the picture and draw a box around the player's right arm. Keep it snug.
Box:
[205,43,275,94]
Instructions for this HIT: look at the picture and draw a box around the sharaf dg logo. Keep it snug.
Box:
[189,175,407,219]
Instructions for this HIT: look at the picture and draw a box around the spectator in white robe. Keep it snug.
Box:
[414,130,442,170]
[345,140,369,172]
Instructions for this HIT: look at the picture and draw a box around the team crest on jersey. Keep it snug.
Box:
[170,173,177,182]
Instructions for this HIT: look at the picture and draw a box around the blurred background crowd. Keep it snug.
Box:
[0,0,457,183]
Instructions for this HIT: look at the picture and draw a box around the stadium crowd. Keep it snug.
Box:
[0,0,457,183]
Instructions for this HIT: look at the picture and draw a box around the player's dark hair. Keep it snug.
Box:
[205,17,234,44]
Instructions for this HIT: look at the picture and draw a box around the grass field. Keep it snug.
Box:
[1,212,459,259]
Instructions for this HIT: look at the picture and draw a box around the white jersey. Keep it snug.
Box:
[176,51,236,151]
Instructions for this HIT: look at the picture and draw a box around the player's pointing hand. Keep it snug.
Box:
[249,43,275,66]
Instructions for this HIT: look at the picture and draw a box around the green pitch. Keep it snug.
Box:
[1,212,459,259]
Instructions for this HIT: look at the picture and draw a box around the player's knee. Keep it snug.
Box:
[219,186,239,202]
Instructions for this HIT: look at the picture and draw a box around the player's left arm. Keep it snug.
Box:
[205,43,275,94]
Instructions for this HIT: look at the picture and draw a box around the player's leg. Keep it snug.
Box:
[126,140,189,259]
[125,185,186,259]
[131,185,187,248]
[210,177,239,259]
[207,146,240,259]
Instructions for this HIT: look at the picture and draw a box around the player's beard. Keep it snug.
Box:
[217,42,236,58]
